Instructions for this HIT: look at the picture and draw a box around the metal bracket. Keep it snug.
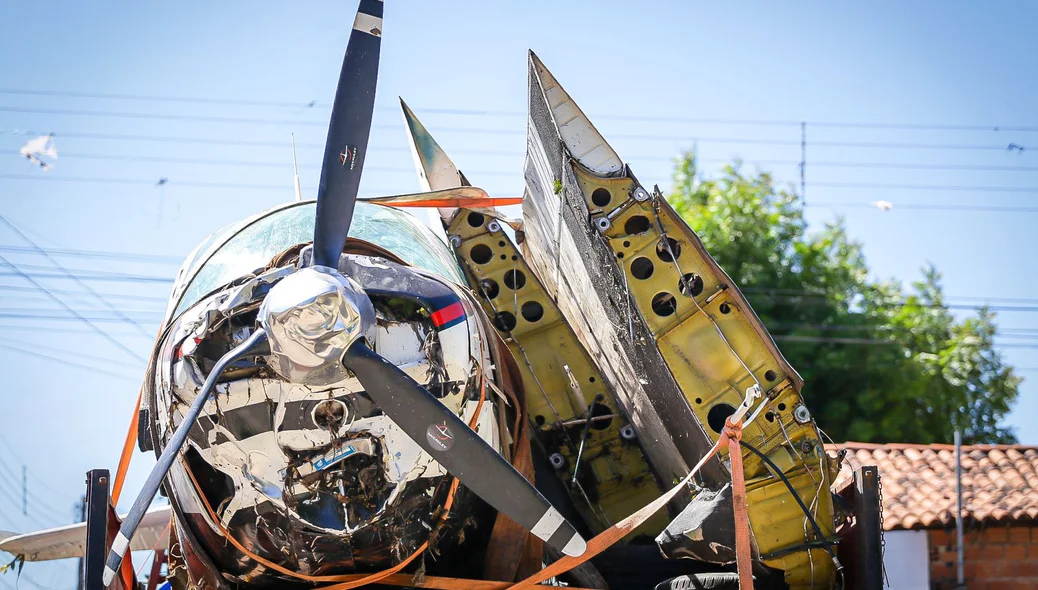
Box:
[84,469,110,590]
[853,465,883,590]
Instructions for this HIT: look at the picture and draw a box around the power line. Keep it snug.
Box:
[0,285,169,303]
[800,160,1038,173]
[0,323,148,336]
[807,202,1038,214]
[742,287,1038,305]
[773,335,1038,350]
[0,105,330,128]
[0,476,58,530]
[812,181,1038,194]
[5,106,1038,153]
[0,270,172,284]
[3,127,1031,156]
[4,88,1038,132]
[0,173,290,191]
[0,216,151,337]
[9,150,1038,175]
[0,255,146,361]
[0,244,181,264]
[0,150,517,176]
[0,341,139,381]
[0,460,72,524]
[0,262,173,283]
[10,172,1038,199]
[0,435,77,504]
[0,309,160,320]
[0,337,145,371]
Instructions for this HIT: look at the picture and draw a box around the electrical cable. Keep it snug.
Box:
[0,285,169,303]
[812,181,1038,194]
[0,478,57,530]
[9,172,1038,199]
[739,441,840,565]
[807,202,1038,214]
[0,216,151,337]
[4,88,1038,132]
[0,255,145,361]
[0,244,181,264]
[12,150,1038,174]
[0,342,139,380]
[5,107,1038,153]
[0,435,70,501]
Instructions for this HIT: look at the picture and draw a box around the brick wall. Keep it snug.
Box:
[927,526,1038,590]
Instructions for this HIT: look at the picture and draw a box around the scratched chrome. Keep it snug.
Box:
[259,265,375,386]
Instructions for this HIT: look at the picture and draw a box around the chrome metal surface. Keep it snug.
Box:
[259,265,375,386]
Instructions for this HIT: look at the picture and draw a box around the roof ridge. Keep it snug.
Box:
[825,441,1038,452]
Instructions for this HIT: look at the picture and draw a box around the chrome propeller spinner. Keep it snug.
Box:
[258,264,375,386]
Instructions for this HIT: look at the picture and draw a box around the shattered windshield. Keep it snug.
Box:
[171,202,465,319]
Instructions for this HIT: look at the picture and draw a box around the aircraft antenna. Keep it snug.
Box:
[292,133,303,202]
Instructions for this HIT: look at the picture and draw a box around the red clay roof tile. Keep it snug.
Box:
[828,442,1038,531]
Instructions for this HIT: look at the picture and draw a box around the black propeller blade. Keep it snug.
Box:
[342,340,587,557]
[103,329,269,586]
[106,3,587,581]
[311,0,383,268]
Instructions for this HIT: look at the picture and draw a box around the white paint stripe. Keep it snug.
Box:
[562,532,587,557]
[102,566,116,585]
[530,506,565,541]
[353,12,383,37]
[110,531,130,557]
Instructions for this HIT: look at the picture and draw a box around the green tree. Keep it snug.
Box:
[668,152,1020,444]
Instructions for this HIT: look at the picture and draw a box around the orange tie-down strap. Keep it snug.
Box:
[498,417,753,590]
[362,418,755,590]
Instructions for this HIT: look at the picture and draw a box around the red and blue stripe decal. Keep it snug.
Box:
[431,301,466,330]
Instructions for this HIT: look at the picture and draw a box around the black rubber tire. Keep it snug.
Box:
[655,573,743,590]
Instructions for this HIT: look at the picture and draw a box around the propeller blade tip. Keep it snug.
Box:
[562,533,587,557]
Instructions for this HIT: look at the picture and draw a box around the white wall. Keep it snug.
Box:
[883,530,931,589]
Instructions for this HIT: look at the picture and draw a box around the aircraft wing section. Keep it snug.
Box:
[520,53,840,589]
[0,505,169,562]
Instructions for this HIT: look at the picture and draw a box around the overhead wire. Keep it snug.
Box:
[0,435,67,500]
[0,216,151,337]
[807,202,1038,214]
[5,106,1038,153]
[0,341,139,380]
[0,285,169,303]
[0,336,144,370]
[4,88,1038,132]
[0,459,71,525]
[0,244,181,265]
[8,150,1038,175]
[0,255,146,361]
[0,477,59,530]
[8,172,1038,201]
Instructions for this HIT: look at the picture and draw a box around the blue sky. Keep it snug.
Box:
[1,1,1037,586]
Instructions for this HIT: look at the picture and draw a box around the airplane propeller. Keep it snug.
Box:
[104,1,583,583]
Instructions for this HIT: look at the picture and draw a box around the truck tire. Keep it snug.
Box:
[655,573,743,590]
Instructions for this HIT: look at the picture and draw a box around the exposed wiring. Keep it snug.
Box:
[739,441,842,573]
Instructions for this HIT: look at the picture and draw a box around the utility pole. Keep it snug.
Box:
[955,430,965,589]
[799,121,807,204]
[21,466,26,516]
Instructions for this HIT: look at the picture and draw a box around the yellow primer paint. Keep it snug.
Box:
[570,163,839,589]
[446,208,667,538]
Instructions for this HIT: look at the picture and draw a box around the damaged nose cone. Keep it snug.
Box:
[259,265,375,385]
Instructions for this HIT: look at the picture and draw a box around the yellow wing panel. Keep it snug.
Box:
[570,163,838,588]
[446,209,667,538]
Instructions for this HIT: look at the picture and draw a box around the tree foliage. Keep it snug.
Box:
[668,152,1020,444]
